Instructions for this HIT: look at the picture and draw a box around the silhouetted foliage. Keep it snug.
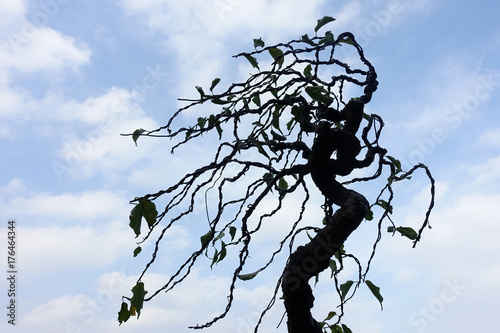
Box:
[119,17,435,333]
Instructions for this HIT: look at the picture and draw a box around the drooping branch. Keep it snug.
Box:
[119,21,435,333]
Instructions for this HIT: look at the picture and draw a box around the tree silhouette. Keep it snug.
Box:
[118,17,435,333]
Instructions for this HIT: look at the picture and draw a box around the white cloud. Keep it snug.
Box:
[3,190,129,220]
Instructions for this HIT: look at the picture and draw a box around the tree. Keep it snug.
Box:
[118,17,435,333]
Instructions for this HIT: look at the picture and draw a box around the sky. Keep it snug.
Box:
[1,0,500,332]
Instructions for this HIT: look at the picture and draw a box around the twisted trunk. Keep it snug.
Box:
[282,105,369,332]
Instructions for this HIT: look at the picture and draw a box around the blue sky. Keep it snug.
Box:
[1,0,499,332]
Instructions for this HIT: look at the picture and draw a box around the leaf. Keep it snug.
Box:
[271,130,286,141]
[301,34,315,46]
[200,230,213,247]
[387,155,402,172]
[376,199,393,214]
[143,200,158,227]
[197,117,207,129]
[130,282,147,319]
[324,311,336,321]
[132,129,145,146]
[118,302,131,325]
[237,270,259,281]
[211,97,231,105]
[342,324,353,333]
[315,16,336,33]
[303,64,313,78]
[133,246,142,257]
[243,53,259,70]
[329,259,337,277]
[339,280,354,300]
[319,31,335,44]
[210,78,221,92]
[365,280,384,310]
[253,37,265,48]
[278,178,288,190]
[195,86,205,98]
[305,86,333,105]
[365,209,374,221]
[129,204,143,237]
[252,94,261,107]
[268,47,284,69]
[396,226,418,240]
[229,226,237,240]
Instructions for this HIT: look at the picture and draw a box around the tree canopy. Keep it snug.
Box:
[118,17,435,333]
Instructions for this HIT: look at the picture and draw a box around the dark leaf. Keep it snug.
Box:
[200,230,213,247]
[305,86,333,104]
[396,226,418,240]
[243,53,259,70]
[253,37,265,48]
[118,302,131,325]
[301,34,316,46]
[132,129,145,146]
[365,280,384,309]
[268,47,284,69]
[210,78,221,92]
[195,86,205,98]
[133,246,142,257]
[340,280,354,300]
[237,271,259,281]
[315,16,336,33]
[130,282,148,319]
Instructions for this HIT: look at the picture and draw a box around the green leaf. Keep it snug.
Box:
[200,230,213,247]
[278,178,288,190]
[315,16,336,33]
[216,123,223,139]
[268,47,284,69]
[252,94,261,107]
[301,34,315,46]
[133,246,142,257]
[376,199,393,214]
[340,36,354,45]
[271,130,286,141]
[132,129,145,146]
[195,86,205,98]
[118,302,131,325]
[319,31,335,44]
[305,86,333,104]
[339,280,354,300]
[197,117,207,129]
[229,226,237,240]
[143,200,158,227]
[253,37,265,48]
[243,53,259,70]
[237,270,259,281]
[324,311,336,321]
[365,209,374,221]
[211,97,231,105]
[387,155,402,172]
[129,204,143,237]
[303,64,313,78]
[329,259,337,277]
[342,324,353,333]
[210,78,221,92]
[130,282,148,319]
[396,226,418,240]
[214,231,225,241]
[365,280,384,310]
